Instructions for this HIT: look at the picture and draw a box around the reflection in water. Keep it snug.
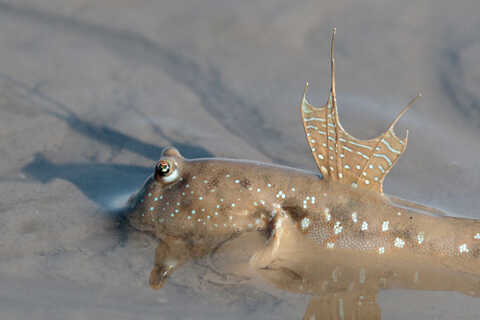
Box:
[248,214,480,319]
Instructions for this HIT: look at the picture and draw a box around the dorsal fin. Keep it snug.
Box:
[300,28,421,194]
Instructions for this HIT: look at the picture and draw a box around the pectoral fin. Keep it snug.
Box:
[149,238,189,290]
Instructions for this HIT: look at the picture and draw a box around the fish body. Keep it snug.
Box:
[126,148,480,289]
[125,30,480,317]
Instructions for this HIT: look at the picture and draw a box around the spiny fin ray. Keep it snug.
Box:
[300,29,419,194]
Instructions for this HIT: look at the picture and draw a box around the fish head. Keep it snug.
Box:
[126,146,186,236]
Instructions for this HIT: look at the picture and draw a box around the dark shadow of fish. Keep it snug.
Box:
[20,153,149,247]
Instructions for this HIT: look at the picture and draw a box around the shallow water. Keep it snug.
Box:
[1,1,480,319]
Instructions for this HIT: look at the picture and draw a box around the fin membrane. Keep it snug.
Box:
[301,28,420,194]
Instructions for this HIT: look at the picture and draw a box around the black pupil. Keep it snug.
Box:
[158,161,170,175]
[160,163,169,173]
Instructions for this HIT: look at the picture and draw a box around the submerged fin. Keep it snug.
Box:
[301,28,420,194]
[388,195,448,217]
[303,293,381,320]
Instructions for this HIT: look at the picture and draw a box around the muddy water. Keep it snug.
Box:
[1,1,480,319]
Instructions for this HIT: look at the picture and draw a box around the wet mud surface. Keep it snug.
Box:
[1,1,480,319]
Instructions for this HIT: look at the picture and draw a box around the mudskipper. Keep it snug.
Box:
[126,29,480,319]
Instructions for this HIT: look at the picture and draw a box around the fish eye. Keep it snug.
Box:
[155,160,172,177]
[154,159,180,183]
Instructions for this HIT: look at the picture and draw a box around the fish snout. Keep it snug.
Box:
[124,193,155,233]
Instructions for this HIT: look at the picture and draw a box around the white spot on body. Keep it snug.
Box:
[326,242,335,249]
[382,221,389,232]
[378,247,385,255]
[351,212,358,223]
[361,221,368,231]
[417,232,425,244]
[459,243,469,254]
[301,217,310,230]
[474,233,480,240]
[394,237,405,248]
[333,221,343,235]
[324,208,331,221]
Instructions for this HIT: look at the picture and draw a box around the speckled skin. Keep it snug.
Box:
[126,147,480,290]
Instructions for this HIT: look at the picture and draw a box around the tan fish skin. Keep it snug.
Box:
[125,29,480,317]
